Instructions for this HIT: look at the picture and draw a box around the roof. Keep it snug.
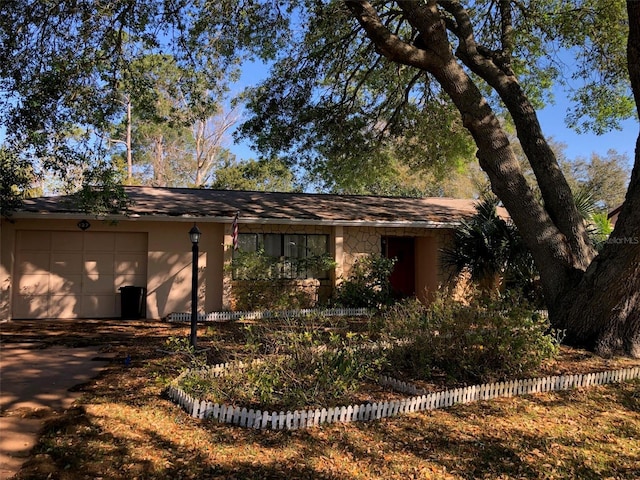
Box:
[14,186,487,228]
[608,204,623,225]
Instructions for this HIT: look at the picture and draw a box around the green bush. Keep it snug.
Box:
[382,292,559,384]
[334,254,396,308]
[232,279,317,311]
[178,315,386,410]
[230,249,335,311]
[177,292,560,411]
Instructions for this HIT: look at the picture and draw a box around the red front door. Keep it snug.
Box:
[383,237,416,298]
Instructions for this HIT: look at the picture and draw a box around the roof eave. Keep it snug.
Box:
[7,211,460,228]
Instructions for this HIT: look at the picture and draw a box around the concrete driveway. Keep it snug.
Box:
[0,343,111,479]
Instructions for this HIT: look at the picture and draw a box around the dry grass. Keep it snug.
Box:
[2,319,640,480]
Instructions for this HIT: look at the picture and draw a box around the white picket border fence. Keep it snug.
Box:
[166,364,640,430]
[166,307,371,323]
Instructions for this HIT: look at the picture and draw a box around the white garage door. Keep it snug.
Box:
[13,230,148,319]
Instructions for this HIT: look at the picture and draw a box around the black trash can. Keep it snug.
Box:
[119,286,147,319]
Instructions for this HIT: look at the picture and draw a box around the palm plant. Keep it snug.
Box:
[441,195,539,301]
[573,185,614,251]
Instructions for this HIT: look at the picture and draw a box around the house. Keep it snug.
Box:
[1,186,481,320]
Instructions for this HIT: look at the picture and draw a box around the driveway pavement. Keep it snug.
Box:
[0,343,112,479]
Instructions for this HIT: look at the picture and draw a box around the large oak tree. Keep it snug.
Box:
[241,0,640,357]
[337,0,640,357]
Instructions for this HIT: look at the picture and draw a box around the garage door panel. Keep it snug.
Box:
[116,233,147,251]
[49,274,82,294]
[13,294,49,318]
[51,252,83,275]
[115,274,146,288]
[52,231,83,251]
[85,232,115,251]
[16,274,50,295]
[84,274,116,294]
[115,253,147,275]
[49,296,79,318]
[84,253,115,275]
[81,295,117,317]
[18,231,51,251]
[15,253,51,275]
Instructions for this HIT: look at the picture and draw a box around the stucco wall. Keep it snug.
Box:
[0,217,225,319]
[1,216,456,319]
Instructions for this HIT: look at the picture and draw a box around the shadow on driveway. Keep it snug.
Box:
[0,343,112,479]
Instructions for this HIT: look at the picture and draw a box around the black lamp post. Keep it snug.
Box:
[189,224,201,348]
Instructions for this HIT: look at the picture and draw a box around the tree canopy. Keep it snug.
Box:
[0,0,288,190]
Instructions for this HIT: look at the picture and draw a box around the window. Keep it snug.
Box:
[234,233,331,279]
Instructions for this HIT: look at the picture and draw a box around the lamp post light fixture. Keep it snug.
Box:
[189,224,201,349]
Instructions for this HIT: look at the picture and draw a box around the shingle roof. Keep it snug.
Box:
[17,186,486,227]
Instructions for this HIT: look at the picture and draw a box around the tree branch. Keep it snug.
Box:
[344,0,443,71]
[439,0,594,266]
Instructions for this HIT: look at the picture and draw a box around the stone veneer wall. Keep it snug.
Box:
[341,226,448,278]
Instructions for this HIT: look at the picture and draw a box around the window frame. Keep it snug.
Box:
[233,232,331,280]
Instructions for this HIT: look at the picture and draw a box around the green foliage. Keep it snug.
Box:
[162,336,208,369]
[210,157,302,192]
[2,1,634,196]
[561,150,631,214]
[571,184,617,251]
[441,196,540,302]
[231,248,335,281]
[0,0,285,187]
[232,280,317,312]
[381,293,560,384]
[588,212,614,251]
[179,316,385,410]
[74,164,131,215]
[0,146,33,215]
[230,249,336,310]
[238,3,477,192]
[334,254,397,309]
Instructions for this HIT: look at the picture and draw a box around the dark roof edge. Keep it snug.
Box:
[8,211,461,228]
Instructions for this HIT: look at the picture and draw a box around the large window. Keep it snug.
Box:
[234,233,332,280]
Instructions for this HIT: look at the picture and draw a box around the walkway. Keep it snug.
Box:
[0,343,111,479]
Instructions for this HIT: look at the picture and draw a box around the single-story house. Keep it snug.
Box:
[1,186,481,320]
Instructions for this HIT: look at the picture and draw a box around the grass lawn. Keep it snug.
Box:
[2,319,639,480]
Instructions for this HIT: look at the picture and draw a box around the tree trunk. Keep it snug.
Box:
[346,0,640,356]
[558,139,640,356]
[126,95,133,182]
[152,134,167,187]
[558,0,640,357]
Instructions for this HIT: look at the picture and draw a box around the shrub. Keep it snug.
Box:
[178,315,386,410]
[232,279,317,311]
[334,254,396,308]
[229,249,335,310]
[382,291,559,384]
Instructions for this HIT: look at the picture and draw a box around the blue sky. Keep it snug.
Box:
[537,107,637,165]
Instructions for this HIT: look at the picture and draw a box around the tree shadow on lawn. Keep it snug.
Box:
[0,319,193,349]
[17,406,350,480]
[432,388,640,479]
[14,379,640,480]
